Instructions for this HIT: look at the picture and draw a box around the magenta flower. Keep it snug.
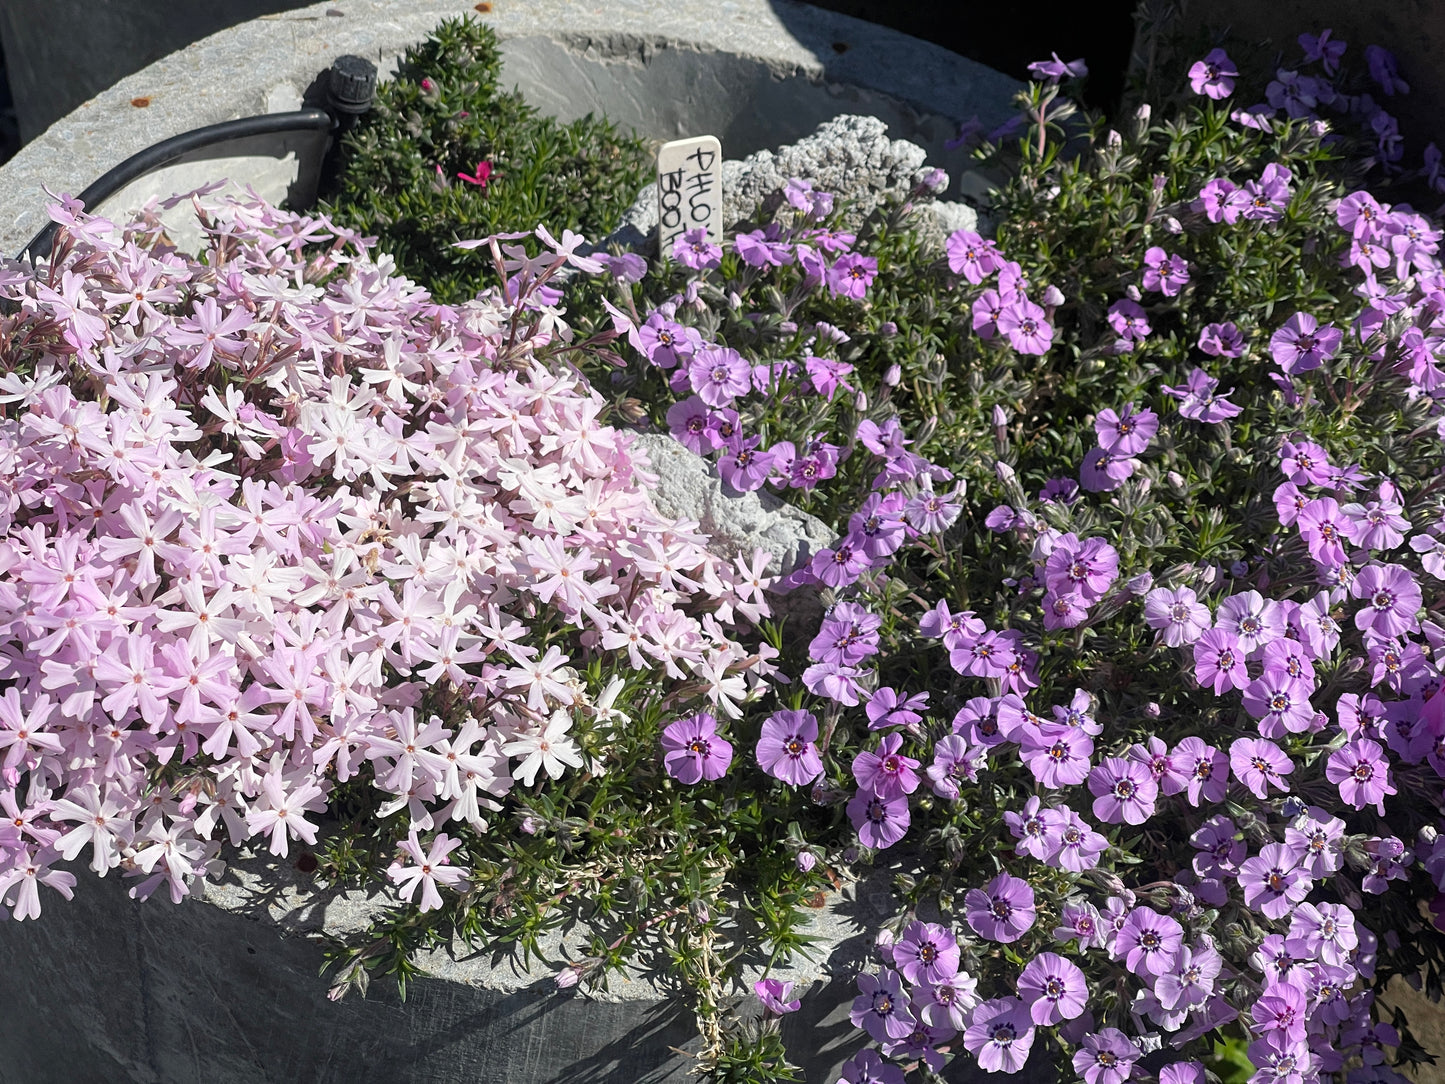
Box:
[1142,247,1190,296]
[1189,48,1238,98]
[1107,298,1151,341]
[1072,1028,1139,1084]
[847,789,911,849]
[672,228,722,270]
[1342,494,1410,552]
[1270,313,1342,373]
[755,709,824,786]
[1366,44,1409,95]
[1044,534,1120,601]
[1027,52,1087,82]
[837,1050,906,1084]
[1242,674,1316,737]
[963,997,1035,1074]
[1095,403,1158,456]
[1088,757,1158,825]
[1004,796,1065,860]
[1350,563,1422,638]
[852,733,921,799]
[1116,906,1183,981]
[894,920,961,986]
[1300,30,1346,75]
[866,687,929,731]
[1325,738,1396,814]
[1143,586,1211,647]
[1286,901,1358,966]
[851,968,915,1041]
[972,288,1004,339]
[1162,367,1241,422]
[927,734,981,799]
[1173,736,1229,805]
[946,230,1002,283]
[997,299,1053,355]
[661,713,733,784]
[1051,807,1109,872]
[1154,941,1222,1013]
[1215,590,1285,658]
[754,978,802,1015]
[1191,815,1246,878]
[1079,448,1138,492]
[1297,497,1350,568]
[826,253,878,299]
[688,345,752,407]
[1018,951,1087,1024]
[965,872,1036,943]
[1229,737,1293,799]
[1238,843,1311,919]
[1022,726,1094,788]
[1197,178,1249,224]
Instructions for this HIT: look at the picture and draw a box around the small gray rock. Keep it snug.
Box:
[609,113,976,257]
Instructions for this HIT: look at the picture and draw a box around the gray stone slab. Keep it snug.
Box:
[0,0,1019,258]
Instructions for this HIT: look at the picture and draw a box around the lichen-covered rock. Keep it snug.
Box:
[609,114,977,255]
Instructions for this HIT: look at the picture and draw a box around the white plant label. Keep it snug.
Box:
[656,135,723,257]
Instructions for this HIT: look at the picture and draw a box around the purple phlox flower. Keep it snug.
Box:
[1229,737,1294,798]
[1055,901,1107,950]
[1365,632,1429,692]
[866,687,929,731]
[894,920,961,985]
[850,968,916,1041]
[852,732,921,799]
[672,228,722,270]
[754,977,802,1015]
[1242,673,1317,738]
[804,354,855,400]
[1199,320,1246,357]
[1027,52,1087,82]
[946,230,1002,283]
[1003,796,1065,860]
[1274,482,1309,527]
[965,872,1036,943]
[919,598,986,646]
[1174,736,1229,806]
[1260,638,1316,685]
[952,696,1004,747]
[916,970,980,1031]
[1080,448,1138,493]
[997,298,1053,355]
[802,662,867,706]
[665,396,714,454]
[1021,725,1093,788]
[963,997,1036,1074]
[638,312,702,369]
[1095,402,1158,456]
[1411,524,1445,579]
[1244,162,1294,221]
[1042,590,1090,631]
[1107,298,1151,341]
[1297,497,1350,569]
[1239,842,1312,919]
[809,602,881,667]
[1230,101,1277,131]
[1051,807,1109,872]
[1143,585,1211,647]
[1088,757,1158,825]
[1018,951,1087,1024]
[826,252,878,300]
[1286,901,1358,966]
[1197,178,1250,224]
[661,713,733,783]
[836,1049,906,1084]
[1270,312,1342,374]
[688,345,752,407]
[1245,1036,1316,1084]
[1266,69,1320,118]
[719,437,776,494]
[1251,979,1309,1044]
[787,438,840,490]
[847,789,910,849]
[1128,735,1190,796]
[1051,688,1101,735]
[1326,737,1395,814]
[1162,367,1242,422]
[1115,906,1183,982]
[1142,247,1190,296]
[733,228,791,269]
[1351,563,1422,638]
[1159,1063,1206,1084]
[1216,590,1285,658]
[1189,48,1238,98]
[1193,628,1248,694]
[756,709,824,786]
[1362,836,1413,894]
[972,288,1004,339]
[1337,692,1387,742]
[1073,1028,1139,1084]
[1040,476,1080,504]
[1300,29,1346,75]
[1338,190,1387,239]
[807,227,856,255]
[1154,939,1222,1013]
[1366,44,1409,96]
[1191,814,1246,878]
[904,480,963,534]
[1044,534,1120,602]
[808,539,870,589]
[881,1020,953,1074]
[928,734,983,800]
[847,490,909,559]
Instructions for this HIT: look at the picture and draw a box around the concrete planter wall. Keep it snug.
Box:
[0,4,1019,1082]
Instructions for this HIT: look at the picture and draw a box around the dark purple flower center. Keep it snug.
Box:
[1045,978,1064,999]
[990,1023,1016,1045]
[873,993,894,1016]
[1353,762,1374,782]
[866,799,888,824]
[785,736,805,756]
[990,898,1012,920]
[1113,778,1136,799]
[918,943,938,964]
[1140,931,1161,950]
[688,738,711,757]
[1373,590,1395,610]
[1218,649,1236,669]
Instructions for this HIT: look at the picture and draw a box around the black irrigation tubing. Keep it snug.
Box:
[18,109,336,263]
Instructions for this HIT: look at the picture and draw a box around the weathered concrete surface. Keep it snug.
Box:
[0,0,1020,258]
[0,848,897,1084]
